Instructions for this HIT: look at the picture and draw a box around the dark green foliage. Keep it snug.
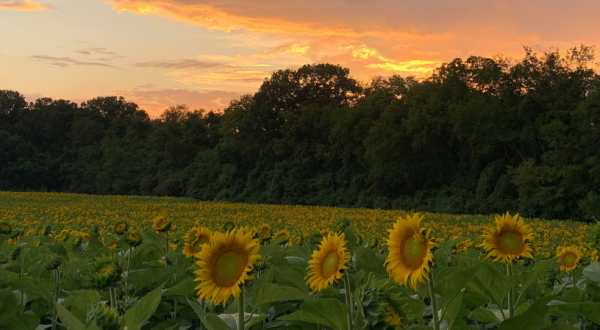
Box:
[1,49,600,220]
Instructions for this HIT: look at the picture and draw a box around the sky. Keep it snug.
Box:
[1,0,599,117]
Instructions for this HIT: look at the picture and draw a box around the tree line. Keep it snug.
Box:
[2,46,600,221]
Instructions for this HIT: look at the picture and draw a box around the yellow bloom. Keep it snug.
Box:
[480,212,534,264]
[258,224,272,241]
[152,216,171,232]
[557,246,582,272]
[384,213,435,291]
[194,229,260,306]
[306,233,351,291]
[183,226,212,258]
[382,302,402,329]
[273,229,290,243]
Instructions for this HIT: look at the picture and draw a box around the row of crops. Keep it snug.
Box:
[1,192,600,329]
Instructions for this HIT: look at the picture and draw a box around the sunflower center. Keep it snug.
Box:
[498,231,524,254]
[321,251,340,278]
[213,250,246,287]
[563,253,577,267]
[402,235,426,269]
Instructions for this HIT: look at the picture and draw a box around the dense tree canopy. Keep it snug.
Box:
[1,48,599,221]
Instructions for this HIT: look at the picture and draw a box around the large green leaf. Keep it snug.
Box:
[498,295,555,330]
[550,302,600,324]
[253,283,310,306]
[582,262,600,283]
[279,298,349,330]
[152,319,180,330]
[128,266,174,291]
[466,263,516,309]
[469,308,499,323]
[434,237,467,267]
[517,258,557,296]
[186,297,231,330]
[0,287,20,319]
[441,290,463,329]
[163,277,197,297]
[435,261,484,302]
[55,302,87,330]
[123,283,165,330]
[63,290,100,324]
[11,277,55,303]
[2,314,39,330]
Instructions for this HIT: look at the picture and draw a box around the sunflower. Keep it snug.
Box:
[124,231,143,247]
[273,229,291,243]
[194,229,261,306]
[384,213,435,291]
[382,301,403,329]
[152,216,171,232]
[306,232,351,292]
[114,222,128,235]
[557,246,582,272]
[183,226,212,258]
[258,224,272,241]
[480,213,534,264]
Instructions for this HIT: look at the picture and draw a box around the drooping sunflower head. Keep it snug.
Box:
[480,212,534,264]
[194,229,261,306]
[183,226,212,258]
[308,231,324,245]
[368,236,379,249]
[124,231,143,247]
[306,232,351,292]
[289,233,303,247]
[152,216,171,232]
[89,258,122,290]
[273,229,291,243]
[557,246,582,272]
[0,222,12,235]
[258,224,272,241]
[43,253,62,271]
[384,213,435,291]
[381,300,403,329]
[114,222,128,235]
[331,218,351,233]
[221,221,236,233]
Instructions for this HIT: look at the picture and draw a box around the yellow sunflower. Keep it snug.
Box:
[183,226,212,258]
[152,216,171,232]
[306,233,351,292]
[273,229,291,243]
[194,229,261,306]
[557,246,582,272]
[258,224,272,241]
[382,302,403,329]
[385,213,435,291]
[480,212,534,264]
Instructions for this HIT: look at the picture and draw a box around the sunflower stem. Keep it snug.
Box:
[165,231,169,267]
[344,275,353,330]
[507,263,513,318]
[238,285,245,330]
[427,279,439,330]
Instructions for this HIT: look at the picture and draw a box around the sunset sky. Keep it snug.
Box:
[1,0,599,117]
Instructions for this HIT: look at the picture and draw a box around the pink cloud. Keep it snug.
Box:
[0,0,54,11]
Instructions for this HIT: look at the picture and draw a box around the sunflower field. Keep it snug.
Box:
[1,191,600,330]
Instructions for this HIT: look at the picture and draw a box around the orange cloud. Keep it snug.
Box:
[104,0,452,40]
[167,70,269,85]
[0,0,54,11]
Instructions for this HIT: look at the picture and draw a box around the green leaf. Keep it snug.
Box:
[517,258,557,295]
[123,283,165,330]
[63,290,100,324]
[466,263,517,309]
[55,302,87,330]
[551,302,600,324]
[152,319,180,330]
[0,287,20,319]
[2,314,39,330]
[441,289,463,328]
[434,237,467,267]
[11,277,55,302]
[582,262,600,283]
[469,308,499,323]
[514,303,531,316]
[129,266,174,291]
[541,323,579,330]
[498,295,555,330]
[245,314,268,329]
[186,297,231,330]
[253,284,310,306]
[279,298,350,330]
[434,261,484,302]
[163,277,197,297]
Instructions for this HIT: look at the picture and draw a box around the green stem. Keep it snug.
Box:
[238,285,245,330]
[52,268,60,330]
[427,279,439,330]
[344,275,353,330]
[165,231,169,267]
[507,263,514,318]
[125,246,132,297]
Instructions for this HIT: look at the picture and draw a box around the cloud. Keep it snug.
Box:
[133,59,224,70]
[75,47,119,56]
[167,70,269,85]
[29,55,117,68]
[112,87,241,116]
[0,0,54,11]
